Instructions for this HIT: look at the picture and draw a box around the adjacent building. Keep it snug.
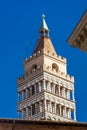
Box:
[0,119,87,130]
[17,15,76,122]
[68,10,87,52]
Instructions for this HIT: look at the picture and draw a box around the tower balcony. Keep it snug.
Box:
[18,90,75,111]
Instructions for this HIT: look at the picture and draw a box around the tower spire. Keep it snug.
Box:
[39,14,49,37]
[33,14,56,54]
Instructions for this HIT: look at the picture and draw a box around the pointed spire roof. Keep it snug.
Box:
[33,15,56,55]
[34,37,56,54]
[39,14,49,33]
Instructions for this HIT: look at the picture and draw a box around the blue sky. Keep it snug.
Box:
[0,0,87,122]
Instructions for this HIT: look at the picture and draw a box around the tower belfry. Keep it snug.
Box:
[39,14,49,37]
[17,15,76,122]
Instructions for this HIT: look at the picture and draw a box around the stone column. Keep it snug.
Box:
[53,83,55,94]
[30,87,32,96]
[59,104,61,116]
[56,85,59,95]
[67,89,70,99]
[62,107,64,117]
[38,82,41,92]
[48,81,51,92]
[62,87,64,97]
[69,108,71,118]
[63,87,65,98]
[44,99,46,111]
[35,103,37,114]
[24,109,26,119]
[28,107,31,117]
[49,100,51,112]
[74,109,76,120]
[26,107,29,119]
[64,106,66,117]
[43,79,46,90]
[26,88,29,98]
[58,85,60,96]
[67,108,70,118]
[51,83,53,93]
[72,90,75,101]
[60,87,63,97]
[39,101,42,112]
[66,108,68,118]
[55,103,56,114]
[66,89,68,99]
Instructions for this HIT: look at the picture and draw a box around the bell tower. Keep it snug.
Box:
[17,15,76,122]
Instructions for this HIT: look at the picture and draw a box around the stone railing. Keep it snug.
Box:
[18,91,75,111]
[29,112,45,120]
[45,111,75,122]
[18,92,44,109]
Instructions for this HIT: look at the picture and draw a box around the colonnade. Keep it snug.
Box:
[18,99,76,120]
[18,80,75,102]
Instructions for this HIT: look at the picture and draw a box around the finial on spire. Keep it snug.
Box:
[39,14,49,37]
[42,14,45,19]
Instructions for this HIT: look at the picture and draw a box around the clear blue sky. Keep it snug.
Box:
[0,0,87,122]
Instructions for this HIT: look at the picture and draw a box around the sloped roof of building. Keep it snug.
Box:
[33,36,56,55]
[67,10,87,52]
[0,118,87,127]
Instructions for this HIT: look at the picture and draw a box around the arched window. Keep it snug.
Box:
[52,63,59,72]
[32,64,37,71]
